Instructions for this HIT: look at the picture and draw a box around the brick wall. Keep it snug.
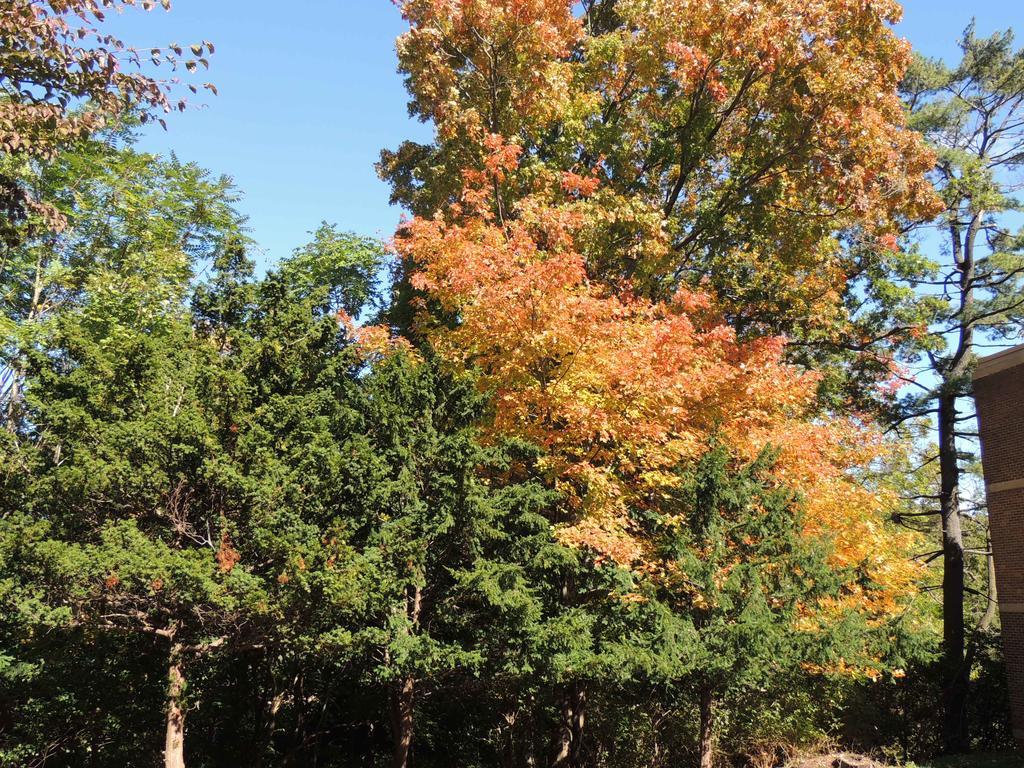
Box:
[974,344,1024,748]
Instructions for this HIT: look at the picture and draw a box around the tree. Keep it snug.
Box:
[191,250,568,768]
[280,222,385,318]
[1,0,214,247]
[371,128,924,763]
[0,136,265,766]
[898,25,1024,753]
[381,0,941,412]
[396,134,919,597]
[1,241,260,768]
[0,0,213,160]
[0,131,390,765]
[1,130,241,432]
[378,6,948,754]
[651,445,886,768]
[334,353,556,768]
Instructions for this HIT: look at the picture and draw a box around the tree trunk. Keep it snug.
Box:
[5,251,46,432]
[252,689,286,768]
[551,683,585,767]
[165,644,187,768]
[500,708,518,768]
[964,529,999,681]
[3,374,19,432]
[391,675,415,768]
[552,696,572,767]
[525,703,537,768]
[938,392,968,753]
[391,583,421,768]
[979,531,998,633]
[698,688,715,768]
[572,686,585,763]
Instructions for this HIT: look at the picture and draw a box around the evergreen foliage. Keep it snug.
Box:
[0,3,1018,767]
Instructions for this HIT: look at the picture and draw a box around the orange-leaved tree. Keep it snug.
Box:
[382,0,942,415]
[399,134,918,597]
[373,1,933,763]
[365,131,923,766]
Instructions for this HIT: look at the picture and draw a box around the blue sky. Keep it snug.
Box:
[107,1,1024,268]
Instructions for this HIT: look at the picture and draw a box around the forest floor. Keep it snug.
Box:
[921,753,1024,768]
[791,751,1022,768]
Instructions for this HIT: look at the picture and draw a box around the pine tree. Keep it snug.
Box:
[898,26,1024,751]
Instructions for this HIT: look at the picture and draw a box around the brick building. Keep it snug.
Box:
[974,343,1024,748]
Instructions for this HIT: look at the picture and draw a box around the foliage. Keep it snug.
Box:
[0,0,214,248]
[381,0,943,416]
[893,25,1024,751]
[394,131,920,613]
[4,2,1016,767]
[370,2,935,762]
[0,0,213,160]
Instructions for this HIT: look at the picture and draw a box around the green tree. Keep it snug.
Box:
[650,445,884,768]
[899,25,1024,752]
[0,134,390,766]
[0,140,256,766]
[1,129,242,431]
[335,355,550,768]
